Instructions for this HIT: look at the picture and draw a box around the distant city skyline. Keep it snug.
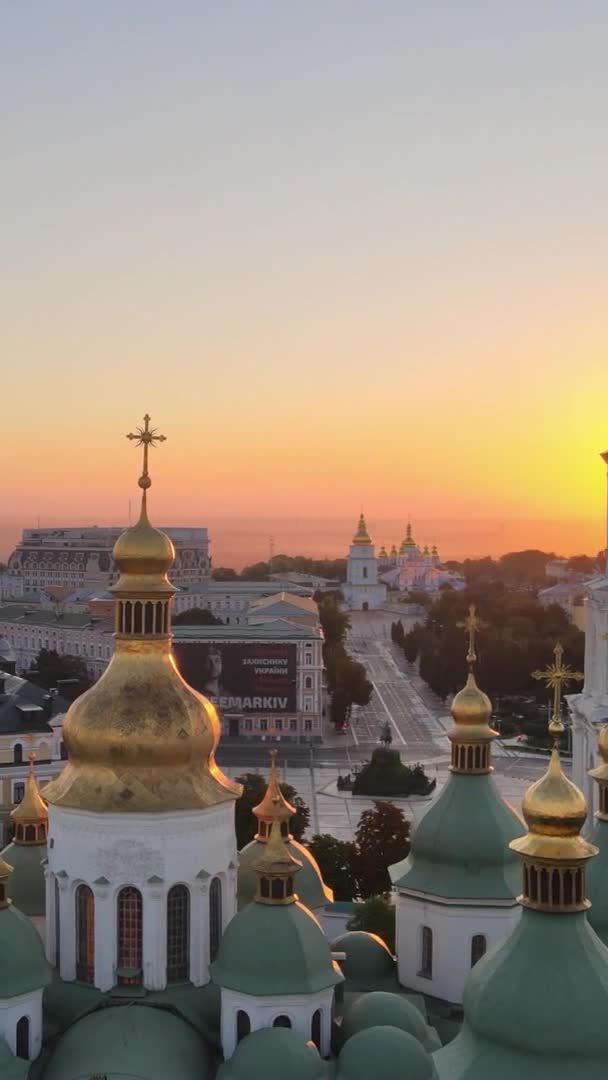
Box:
[2,4,607,547]
[1,512,605,572]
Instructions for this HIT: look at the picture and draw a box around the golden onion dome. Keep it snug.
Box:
[43,414,241,814]
[449,672,496,746]
[11,762,47,826]
[353,513,372,545]
[511,748,596,861]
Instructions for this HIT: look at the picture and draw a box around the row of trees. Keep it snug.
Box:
[213,554,347,582]
[172,607,223,625]
[317,594,373,728]
[396,582,584,702]
[444,548,600,587]
[308,801,410,903]
[26,648,91,701]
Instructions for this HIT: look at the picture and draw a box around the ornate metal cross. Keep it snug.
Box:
[532,643,583,739]
[126,413,167,489]
[457,604,486,668]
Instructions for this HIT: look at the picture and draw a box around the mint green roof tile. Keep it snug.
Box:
[586,820,608,945]
[1,841,47,916]
[0,901,50,997]
[390,773,523,900]
[0,1036,28,1079]
[337,1026,437,1080]
[42,1003,213,1080]
[212,901,342,996]
[435,908,608,1079]
[341,991,437,1052]
[217,1027,329,1080]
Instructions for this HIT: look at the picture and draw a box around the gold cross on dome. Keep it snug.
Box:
[457,604,486,668]
[532,643,583,739]
[126,414,167,489]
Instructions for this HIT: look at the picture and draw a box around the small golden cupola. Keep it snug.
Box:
[352,513,371,545]
[11,752,48,844]
[43,414,241,814]
[253,749,296,842]
[511,644,594,912]
[449,605,497,774]
[253,813,302,905]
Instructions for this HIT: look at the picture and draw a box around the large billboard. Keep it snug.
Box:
[173,641,297,713]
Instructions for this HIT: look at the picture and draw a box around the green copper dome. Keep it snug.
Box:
[42,1003,213,1080]
[217,1028,326,1080]
[0,1036,28,1079]
[0,900,50,998]
[341,991,437,1051]
[586,820,608,945]
[238,837,333,911]
[212,900,343,996]
[337,1026,437,1080]
[435,908,608,1079]
[330,932,395,988]
[1,841,47,916]
[390,773,523,900]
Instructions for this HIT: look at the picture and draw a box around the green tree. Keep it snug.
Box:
[317,595,350,650]
[212,567,239,581]
[354,801,410,898]
[26,648,91,700]
[347,895,396,952]
[234,773,310,850]
[172,607,223,625]
[240,561,271,581]
[402,625,422,664]
[328,653,372,728]
[567,554,597,574]
[307,834,358,901]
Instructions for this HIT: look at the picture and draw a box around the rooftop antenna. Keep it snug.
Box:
[269,536,275,562]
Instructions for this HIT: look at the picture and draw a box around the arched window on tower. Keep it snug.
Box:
[75,884,95,984]
[16,1016,29,1059]
[419,926,433,978]
[209,877,222,962]
[117,886,143,985]
[14,743,23,764]
[470,934,486,967]
[167,884,190,982]
[311,1009,322,1050]
[236,1010,250,1044]
[273,1015,292,1028]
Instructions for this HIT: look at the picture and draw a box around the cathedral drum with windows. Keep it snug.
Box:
[42,418,241,995]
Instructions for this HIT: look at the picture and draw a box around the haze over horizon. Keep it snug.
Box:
[2,2,607,553]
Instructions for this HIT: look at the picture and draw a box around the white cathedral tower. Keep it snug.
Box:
[342,514,386,611]
[43,415,241,994]
[569,449,608,812]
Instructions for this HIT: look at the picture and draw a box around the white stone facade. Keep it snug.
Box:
[394,892,520,1005]
[220,986,334,1059]
[46,802,237,993]
[0,987,44,1060]
[570,576,608,816]
[342,543,386,611]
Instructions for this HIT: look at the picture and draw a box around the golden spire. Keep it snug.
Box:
[253,750,296,841]
[11,751,48,843]
[449,606,495,773]
[253,810,302,905]
[457,604,486,669]
[531,643,583,744]
[112,413,175,592]
[43,415,241,814]
[510,645,595,911]
[352,513,372,545]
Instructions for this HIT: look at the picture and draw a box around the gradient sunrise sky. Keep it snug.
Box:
[1,2,607,562]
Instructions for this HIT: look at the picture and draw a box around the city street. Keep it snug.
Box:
[217,608,554,843]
